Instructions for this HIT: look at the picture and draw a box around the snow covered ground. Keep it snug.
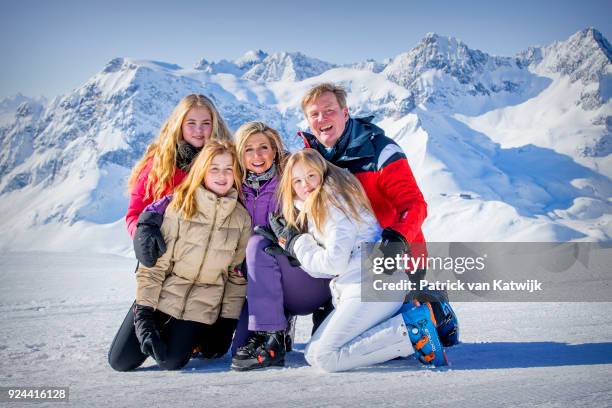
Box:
[1,252,611,407]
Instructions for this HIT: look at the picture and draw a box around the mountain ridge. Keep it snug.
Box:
[0,27,610,254]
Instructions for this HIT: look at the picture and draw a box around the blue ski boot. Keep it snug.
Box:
[400,303,448,366]
[430,301,460,347]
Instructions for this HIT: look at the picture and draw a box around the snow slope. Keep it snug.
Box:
[0,252,611,407]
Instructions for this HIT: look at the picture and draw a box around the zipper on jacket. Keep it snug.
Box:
[253,187,259,215]
[179,199,220,319]
[214,271,229,324]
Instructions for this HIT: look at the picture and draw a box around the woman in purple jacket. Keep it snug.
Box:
[231,122,331,371]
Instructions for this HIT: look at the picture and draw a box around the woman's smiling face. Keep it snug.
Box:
[243,132,276,174]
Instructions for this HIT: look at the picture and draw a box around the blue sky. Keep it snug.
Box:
[1,0,610,99]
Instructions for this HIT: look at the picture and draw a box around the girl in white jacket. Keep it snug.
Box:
[268,149,447,372]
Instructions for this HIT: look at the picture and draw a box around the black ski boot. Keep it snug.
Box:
[429,301,460,347]
[312,298,334,334]
[231,331,285,371]
[232,332,266,362]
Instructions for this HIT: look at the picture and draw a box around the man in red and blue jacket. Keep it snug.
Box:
[299,83,458,347]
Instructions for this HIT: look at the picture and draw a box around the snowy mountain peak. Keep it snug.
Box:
[103,57,136,73]
[103,57,182,74]
[194,50,268,75]
[234,49,268,69]
[420,32,464,52]
[1,93,33,110]
[193,57,243,75]
[571,28,612,61]
[194,57,209,69]
[383,32,502,87]
[241,51,336,82]
[0,93,46,128]
[349,58,387,73]
[515,28,611,110]
[381,32,521,113]
[15,101,43,118]
[518,27,611,82]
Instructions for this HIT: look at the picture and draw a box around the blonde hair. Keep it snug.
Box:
[278,149,373,231]
[301,82,348,112]
[127,94,232,201]
[235,122,287,180]
[169,140,242,219]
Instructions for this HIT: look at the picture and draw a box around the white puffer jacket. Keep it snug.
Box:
[292,200,381,304]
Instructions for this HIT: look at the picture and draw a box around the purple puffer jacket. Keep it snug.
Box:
[143,175,280,229]
[241,175,279,229]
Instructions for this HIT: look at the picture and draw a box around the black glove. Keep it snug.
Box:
[377,227,409,275]
[268,213,301,257]
[254,225,301,267]
[253,225,278,244]
[133,304,167,364]
[198,317,238,359]
[134,212,166,267]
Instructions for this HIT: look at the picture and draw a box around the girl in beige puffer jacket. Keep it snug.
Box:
[110,140,251,371]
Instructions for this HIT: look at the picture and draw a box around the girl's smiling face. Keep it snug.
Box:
[291,162,321,201]
[181,107,213,148]
[243,132,276,174]
[204,152,234,196]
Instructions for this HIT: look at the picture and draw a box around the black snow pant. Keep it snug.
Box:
[108,301,237,371]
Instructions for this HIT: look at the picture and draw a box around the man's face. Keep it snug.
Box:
[304,92,349,148]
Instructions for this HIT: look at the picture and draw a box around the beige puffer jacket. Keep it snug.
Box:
[136,187,251,324]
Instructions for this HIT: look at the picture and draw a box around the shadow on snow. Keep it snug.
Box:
[134,341,612,373]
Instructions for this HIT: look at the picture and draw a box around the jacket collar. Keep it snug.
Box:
[299,116,383,163]
[242,174,278,197]
[195,187,239,222]
[244,163,277,189]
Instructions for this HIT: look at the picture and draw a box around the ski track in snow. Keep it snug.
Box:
[0,252,611,407]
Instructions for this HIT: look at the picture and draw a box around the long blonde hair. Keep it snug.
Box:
[235,121,287,180]
[127,94,232,201]
[169,140,242,219]
[278,149,374,231]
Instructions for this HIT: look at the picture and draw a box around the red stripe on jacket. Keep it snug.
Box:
[354,158,428,258]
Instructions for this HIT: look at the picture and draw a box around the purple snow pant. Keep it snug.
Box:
[231,235,331,354]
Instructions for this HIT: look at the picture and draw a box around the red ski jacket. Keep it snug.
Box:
[299,116,427,256]
[125,158,188,238]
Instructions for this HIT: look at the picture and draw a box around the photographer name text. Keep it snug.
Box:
[372,279,543,293]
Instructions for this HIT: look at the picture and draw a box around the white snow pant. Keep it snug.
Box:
[304,297,414,372]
